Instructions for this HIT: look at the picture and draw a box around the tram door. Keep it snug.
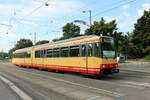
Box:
[32,49,45,68]
[41,50,46,68]
[42,50,47,68]
[31,49,35,66]
[80,44,88,74]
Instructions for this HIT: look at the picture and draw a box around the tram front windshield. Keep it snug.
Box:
[101,38,116,58]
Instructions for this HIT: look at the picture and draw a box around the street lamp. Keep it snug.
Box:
[74,20,89,27]
[45,3,49,6]
[29,32,37,45]
[82,10,92,26]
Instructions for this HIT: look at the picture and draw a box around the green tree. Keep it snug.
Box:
[114,32,124,53]
[15,39,33,49]
[85,17,117,36]
[112,31,139,58]
[0,52,8,60]
[8,48,16,58]
[118,33,136,58]
[53,23,81,41]
[52,37,64,42]
[35,40,49,45]
[62,23,80,39]
[8,39,33,58]
[132,10,150,57]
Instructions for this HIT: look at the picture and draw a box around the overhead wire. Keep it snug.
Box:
[49,0,130,23]
[19,0,50,21]
[5,0,50,34]
[82,0,137,21]
[6,0,137,35]
[48,0,137,31]
[12,0,129,30]
[0,23,13,27]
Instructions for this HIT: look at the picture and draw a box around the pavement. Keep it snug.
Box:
[0,62,150,100]
[119,61,150,73]
[0,79,21,100]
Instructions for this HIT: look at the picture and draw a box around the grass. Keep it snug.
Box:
[144,55,150,61]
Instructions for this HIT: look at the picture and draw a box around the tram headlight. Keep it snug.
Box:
[102,65,106,68]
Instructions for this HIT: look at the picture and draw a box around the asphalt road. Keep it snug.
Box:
[0,62,150,100]
[0,79,21,100]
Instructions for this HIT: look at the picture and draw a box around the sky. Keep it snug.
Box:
[0,0,150,52]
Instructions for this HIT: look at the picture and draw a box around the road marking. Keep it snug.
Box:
[36,92,51,100]
[101,80,144,89]
[0,75,33,100]
[86,95,113,100]
[124,81,150,87]
[86,96,101,100]
[117,83,144,89]
[18,70,122,97]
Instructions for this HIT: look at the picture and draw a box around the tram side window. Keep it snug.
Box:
[35,51,40,58]
[41,50,46,57]
[47,49,53,57]
[61,47,69,57]
[44,50,46,57]
[88,43,93,56]
[70,46,80,57]
[53,48,60,57]
[14,53,25,58]
[81,45,86,57]
[94,42,100,57]
[25,53,31,58]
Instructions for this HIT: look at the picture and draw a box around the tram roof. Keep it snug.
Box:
[13,35,111,53]
[51,35,97,44]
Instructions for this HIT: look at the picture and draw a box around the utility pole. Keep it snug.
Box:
[89,10,92,26]
[29,32,36,45]
[83,10,92,26]
[34,32,36,45]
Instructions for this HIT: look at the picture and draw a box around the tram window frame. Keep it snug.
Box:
[19,53,22,58]
[14,53,25,58]
[40,50,46,58]
[93,42,101,57]
[43,50,47,57]
[28,53,31,58]
[61,47,69,57]
[70,45,80,57]
[25,53,31,58]
[81,44,87,57]
[88,43,93,56]
[35,50,41,58]
[46,49,53,57]
[53,48,60,57]
[20,53,24,58]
